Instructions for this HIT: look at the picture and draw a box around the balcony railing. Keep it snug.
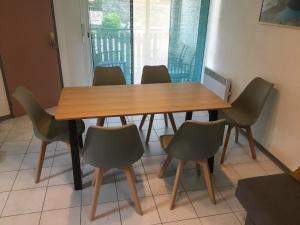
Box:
[90,28,194,83]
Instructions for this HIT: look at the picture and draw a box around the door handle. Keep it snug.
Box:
[49,32,57,49]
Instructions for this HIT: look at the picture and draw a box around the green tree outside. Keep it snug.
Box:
[102,12,121,29]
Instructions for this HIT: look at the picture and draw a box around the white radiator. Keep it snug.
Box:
[202,67,231,102]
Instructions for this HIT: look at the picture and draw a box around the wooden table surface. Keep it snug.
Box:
[55,83,231,120]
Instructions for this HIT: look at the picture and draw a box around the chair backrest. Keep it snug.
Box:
[141,65,171,84]
[93,66,126,86]
[81,124,144,168]
[12,86,51,140]
[166,120,225,161]
[232,77,274,123]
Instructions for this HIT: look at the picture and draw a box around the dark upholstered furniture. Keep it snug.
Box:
[236,173,300,225]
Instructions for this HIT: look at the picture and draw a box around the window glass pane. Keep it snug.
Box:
[88,0,133,84]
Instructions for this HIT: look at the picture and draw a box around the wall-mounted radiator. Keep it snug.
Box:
[202,67,231,102]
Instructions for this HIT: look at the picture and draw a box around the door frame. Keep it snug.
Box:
[0,0,64,118]
[0,55,12,120]
[50,0,65,88]
[80,0,94,84]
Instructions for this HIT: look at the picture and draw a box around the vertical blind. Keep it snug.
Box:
[168,0,210,82]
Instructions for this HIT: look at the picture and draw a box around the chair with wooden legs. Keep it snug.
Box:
[13,86,85,183]
[219,77,274,164]
[158,120,225,209]
[81,124,144,220]
[139,65,177,144]
[93,66,127,126]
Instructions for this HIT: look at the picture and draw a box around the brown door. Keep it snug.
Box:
[0,0,63,116]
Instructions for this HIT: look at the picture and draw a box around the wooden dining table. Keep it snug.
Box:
[55,82,231,190]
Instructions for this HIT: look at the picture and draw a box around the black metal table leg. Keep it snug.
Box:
[208,110,218,173]
[69,120,82,190]
[78,135,83,149]
[185,111,193,120]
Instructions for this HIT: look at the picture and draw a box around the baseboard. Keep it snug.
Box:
[239,128,291,174]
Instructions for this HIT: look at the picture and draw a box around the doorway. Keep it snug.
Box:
[86,0,210,84]
[0,0,63,116]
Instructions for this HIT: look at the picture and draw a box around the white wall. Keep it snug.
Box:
[0,68,10,117]
[53,0,93,87]
[205,0,300,170]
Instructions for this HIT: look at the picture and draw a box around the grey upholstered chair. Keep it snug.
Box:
[158,120,225,209]
[139,65,177,144]
[219,77,274,164]
[93,66,127,126]
[13,86,85,183]
[81,124,144,220]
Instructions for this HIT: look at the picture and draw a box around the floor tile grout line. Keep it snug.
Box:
[0,134,33,218]
[38,142,57,225]
[0,205,83,220]
[178,168,205,219]
[232,211,244,225]
[178,166,236,220]
[139,156,163,224]
[113,170,123,225]
[215,186,244,213]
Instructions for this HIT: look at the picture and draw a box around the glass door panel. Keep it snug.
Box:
[88,0,133,84]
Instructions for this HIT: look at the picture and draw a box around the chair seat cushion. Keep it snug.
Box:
[220,108,254,127]
[159,135,174,151]
[236,174,300,225]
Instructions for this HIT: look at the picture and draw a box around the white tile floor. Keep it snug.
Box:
[0,111,284,225]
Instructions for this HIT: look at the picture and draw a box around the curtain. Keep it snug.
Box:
[168,0,210,83]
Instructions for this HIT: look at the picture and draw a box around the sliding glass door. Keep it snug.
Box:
[88,0,133,84]
[133,0,171,83]
[87,0,210,84]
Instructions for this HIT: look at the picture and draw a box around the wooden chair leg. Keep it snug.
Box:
[120,116,127,125]
[92,170,96,187]
[128,165,136,183]
[97,117,105,126]
[90,168,105,221]
[92,168,108,187]
[220,125,233,164]
[235,127,239,143]
[122,165,143,215]
[168,113,177,132]
[145,114,154,144]
[196,162,201,176]
[170,160,186,210]
[158,155,172,178]
[246,127,257,160]
[35,142,47,183]
[199,160,216,204]
[139,115,147,130]
[164,113,168,127]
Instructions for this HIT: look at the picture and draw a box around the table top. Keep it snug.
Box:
[55,82,231,120]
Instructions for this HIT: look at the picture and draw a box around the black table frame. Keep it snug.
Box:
[68,120,83,190]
